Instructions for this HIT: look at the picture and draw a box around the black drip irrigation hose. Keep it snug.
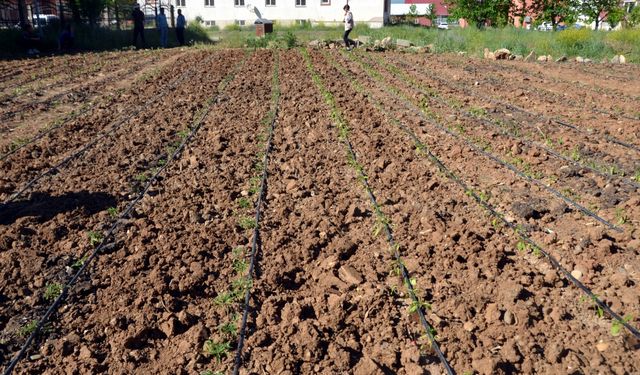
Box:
[347,53,623,233]
[344,140,455,375]
[0,52,218,207]
[1,51,248,375]
[325,51,640,340]
[366,55,640,191]
[306,49,455,375]
[453,58,640,123]
[395,58,640,155]
[231,52,280,375]
[0,102,95,162]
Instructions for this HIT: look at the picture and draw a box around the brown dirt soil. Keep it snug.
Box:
[0,48,638,375]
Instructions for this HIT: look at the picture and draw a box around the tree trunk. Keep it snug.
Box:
[115,2,120,30]
[18,0,28,27]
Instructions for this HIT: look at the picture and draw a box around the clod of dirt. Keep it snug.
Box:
[338,265,363,285]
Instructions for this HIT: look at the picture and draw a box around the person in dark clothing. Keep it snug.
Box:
[59,24,74,53]
[132,3,145,47]
[343,5,355,50]
[21,24,42,55]
[176,9,186,46]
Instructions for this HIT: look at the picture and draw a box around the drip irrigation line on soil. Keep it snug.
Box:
[0,101,96,162]
[366,55,640,191]
[393,59,640,155]
[0,52,218,207]
[450,58,640,123]
[1,51,249,375]
[0,56,162,125]
[346,52,623,233]
[324,50,640,340]
[232,51,280,375]
[305,49,455,375]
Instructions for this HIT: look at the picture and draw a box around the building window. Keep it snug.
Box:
[266,0,275,5]
[320,0,330,5]
[295,0,306,6]
[204,0,213,5]
[234,0,244,6]
[204,20,216,26]
[176,0,185,6]
[235,19,245,25]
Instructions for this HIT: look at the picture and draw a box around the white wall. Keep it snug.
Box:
[161,0,386,28]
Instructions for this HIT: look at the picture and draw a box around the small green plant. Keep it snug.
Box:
[615,208,628,225]
[44,282,63,301]
[134,172,148,182]
[71,255,88,269]
[107,207,118,218]
[633,169,640,182]
[570,147,582,162]
[408,299,432,314]
[611,315,633,336]
[18,320,38,338]
[87,231,103,247]
[516,239,529,252]
[218,321,238,338]
[579,295,604,318]
[201,371,224,375]
[238,216,256,230]
[469,106,487,117]
[203,340,231,362]
[233,257,248,275]
[214,291,236,307]
[177,129,190,139]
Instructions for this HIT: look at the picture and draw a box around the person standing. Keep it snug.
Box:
[176,9,186,46]
[132,3,145,48]
[343,5,355,51]
[157,7,169,48]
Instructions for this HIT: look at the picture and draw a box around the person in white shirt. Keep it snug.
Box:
[156,7,169,48]
[176,9,186,46]
[343,5,355,50]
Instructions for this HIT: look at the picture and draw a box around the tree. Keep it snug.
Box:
[605,3,624,29]
[447,0,514,28]
[579,0,621,30]
[529,0,579,30]
[628,5,640,28]
[426,3,437,27]
[77,0,107,26]
[407,4,418,24]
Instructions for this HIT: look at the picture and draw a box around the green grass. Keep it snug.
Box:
[208,24,640,63]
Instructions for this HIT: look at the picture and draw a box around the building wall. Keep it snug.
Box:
[157,0,387,28]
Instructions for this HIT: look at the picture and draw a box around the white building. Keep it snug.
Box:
[150,0,390,28]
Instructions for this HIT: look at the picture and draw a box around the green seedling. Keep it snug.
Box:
[203,340,231,362]
[611,315,633,336]
[18,320,38,338]
[201,371,224,375]
[134,172,148,183]
[570,147,582,162]
[218,321,238,338]
[72,255,88,269]
[214,291,236,307]
[579,295,604,318]
[107,207,118,218]
[633,170,640,183]
[157,159,167,167]
[87,231,103,247]
[615,208,628,225]
[232,277,253,296]
[177,129,190,139]
[237,197,252,209]
[408,299,432,314]
[44,282,63,301]
[477,191,490,202]
[233,258,248,275]
[469,106,487,117]
[238,216,256,230]
[516,239,529,253]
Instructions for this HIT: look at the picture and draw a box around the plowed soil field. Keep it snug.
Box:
[1,48,639,375]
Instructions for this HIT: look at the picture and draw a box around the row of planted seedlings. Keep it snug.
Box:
[321,50,640,342]
[369,53,640,188]
[344,50,629,237]
[200,51,281,375]
[1,51,249,375]
[0,49,176,126]
[0,48,162,102]
[0,50,200,159]
[355,52,639,231]
[0,48,147,89]
[0,51,213,205]
[411,54,640,153]
[302,48,454,374]
[387,54,640,182]
[435,53,640,121]
[317,49,640,372]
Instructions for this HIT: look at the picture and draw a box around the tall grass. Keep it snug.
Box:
[208,24,639,63]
